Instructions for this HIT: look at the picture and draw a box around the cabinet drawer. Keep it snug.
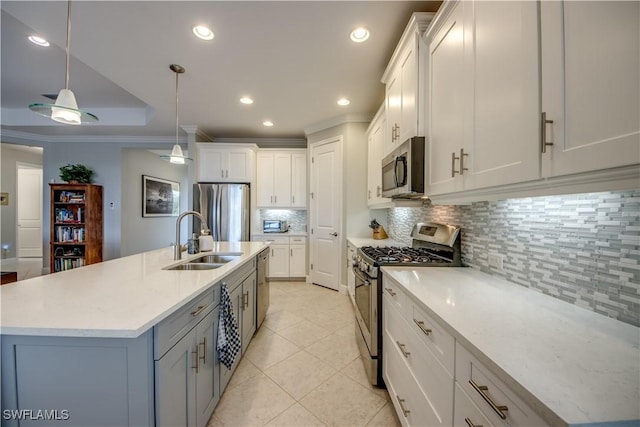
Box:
[252,235,289,245]
[384,328,447,427]
[289,236,306,244]
[409,303,455,375]
[454,383,495,427]
[456,344,549,427]
[384,299,453,426]
[382,275,406,311]
[154,289,216,359]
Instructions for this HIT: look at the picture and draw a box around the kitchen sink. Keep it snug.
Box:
[167,263,223,271]
[165,252,242,271]
[191,253,242,264]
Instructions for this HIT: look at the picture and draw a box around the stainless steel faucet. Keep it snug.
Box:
[174,210,208,260]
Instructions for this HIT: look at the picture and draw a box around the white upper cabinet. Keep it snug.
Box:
[367,104,393,208]
[382,12,435,156]
[256,150,307,208]
[425,0,540,196]
[540,1,640,177]
[197,144,255,183]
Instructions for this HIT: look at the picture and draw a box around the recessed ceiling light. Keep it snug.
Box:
[193,26,214,41]
[263,120,274,127]
[337,98,350,106]
[350,27,370,43]
[28,36,50,47]
[240,97,254,105]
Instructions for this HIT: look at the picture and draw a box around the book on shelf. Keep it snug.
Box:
[55,207,83,223]
[58,191,85,203]
[54,257,86,272]
[55,226,85,243]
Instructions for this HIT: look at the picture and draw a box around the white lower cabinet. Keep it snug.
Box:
[382,273,549,427]
[253,235,306,278]
[383,291,453,427]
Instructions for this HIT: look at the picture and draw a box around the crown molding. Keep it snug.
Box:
[303,113,372,136]
[0,129,184,146]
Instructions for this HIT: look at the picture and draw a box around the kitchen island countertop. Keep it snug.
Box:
[382,266,640,427]
[0,242,268,338]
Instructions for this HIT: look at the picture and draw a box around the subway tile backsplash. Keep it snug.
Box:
[387,190,640,327]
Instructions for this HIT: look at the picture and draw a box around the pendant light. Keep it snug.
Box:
[160,64,192,165]
[28,0,98,125]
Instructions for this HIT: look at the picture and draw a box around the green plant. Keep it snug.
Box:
[59,164,94,183]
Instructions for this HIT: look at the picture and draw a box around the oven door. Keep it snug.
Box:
[353,265,377,357]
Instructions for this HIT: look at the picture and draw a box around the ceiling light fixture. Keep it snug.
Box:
[28,0,98,125]
[193,25,214,41]
[28,36,50,47]
[350,27,370,43]
[337,98,350,106]
[240,97,254,105]
[160,64,192,165]
[263,120,274,127]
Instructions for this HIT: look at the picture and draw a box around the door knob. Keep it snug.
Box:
[330,232,338,237]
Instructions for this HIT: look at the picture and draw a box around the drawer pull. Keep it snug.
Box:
[469,379,508,420]
[464,417,483,427]
[396,341,410,358]
[413,318,432,336]
[396,395,410,417]
[199,337,207,365]
[190,304,209,317]
[243,291,249,309]
[385,287,396,297]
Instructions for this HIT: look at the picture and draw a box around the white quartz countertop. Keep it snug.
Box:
[347,236,405,248]
[252,232,307,237]
[0,242,269,339]
[381,267,640,427]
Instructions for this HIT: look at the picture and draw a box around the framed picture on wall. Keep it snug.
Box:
[142,175,179,217]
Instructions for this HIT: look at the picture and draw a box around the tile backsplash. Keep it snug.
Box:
[258,209,307,233]
[387,190,640,327]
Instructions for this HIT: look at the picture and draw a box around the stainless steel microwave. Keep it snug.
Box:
[381,137,425,198]
[263,220,289,233]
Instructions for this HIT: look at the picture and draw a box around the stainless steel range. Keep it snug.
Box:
[353,222,462,387]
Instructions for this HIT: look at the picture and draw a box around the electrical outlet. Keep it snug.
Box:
[488,253,503,270]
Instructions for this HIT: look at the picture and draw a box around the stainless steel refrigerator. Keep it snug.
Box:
[193,183,250,241]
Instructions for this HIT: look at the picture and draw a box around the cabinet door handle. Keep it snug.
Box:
[377,185,381,197]
[225,170,229,178]
[292,195,295,204]
[459,148,469,175]
[396,341,410,358]
[413,318,432,336]
[199,337,207,365]
[541,112,554,153]
[274,195,277,203]
[190,304,209,317]
[396,395,410,417]
[465,417,483,427]
[368,189,371,200]
[452,151,459,177]
[221,170,225,178]
[243,291,249,309]
[192,346,199,373]
[385,287,396,297]
[290,248,293,257]
[469,379,508,419]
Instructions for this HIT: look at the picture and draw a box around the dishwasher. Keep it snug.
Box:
[256,248,270,328]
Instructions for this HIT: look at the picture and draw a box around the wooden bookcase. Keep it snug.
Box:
[50,184,103,273]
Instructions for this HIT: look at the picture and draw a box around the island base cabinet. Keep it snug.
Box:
[0,333,155,427]
[453,383,495,427]
[155,307,220,427]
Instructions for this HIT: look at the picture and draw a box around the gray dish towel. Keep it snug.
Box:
[217,282,241,369]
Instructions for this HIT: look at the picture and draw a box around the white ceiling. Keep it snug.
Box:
[1,1,441,143]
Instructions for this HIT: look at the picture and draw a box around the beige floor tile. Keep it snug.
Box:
[340,357,390,400]
[300,373,387,427]
[226,357,262,390]
[213,373,295,427]
[305,332,360,370]
[264,403,326,427]
[366,402,401,427]
[262,309,306,332]
[276,319,332,348]
[264,350,337,400]
[334,322,357,338]
[244,332,301,370]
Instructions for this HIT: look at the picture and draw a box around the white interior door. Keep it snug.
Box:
[17,165,43,258]
[309,137,343,291]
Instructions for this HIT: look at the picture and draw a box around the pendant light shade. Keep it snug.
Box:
[160,64,192,165]
[28,0,98,124]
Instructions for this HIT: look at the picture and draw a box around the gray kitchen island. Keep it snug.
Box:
[0,242,268,427]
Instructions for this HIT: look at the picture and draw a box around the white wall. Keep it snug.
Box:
[121,149,189,256]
